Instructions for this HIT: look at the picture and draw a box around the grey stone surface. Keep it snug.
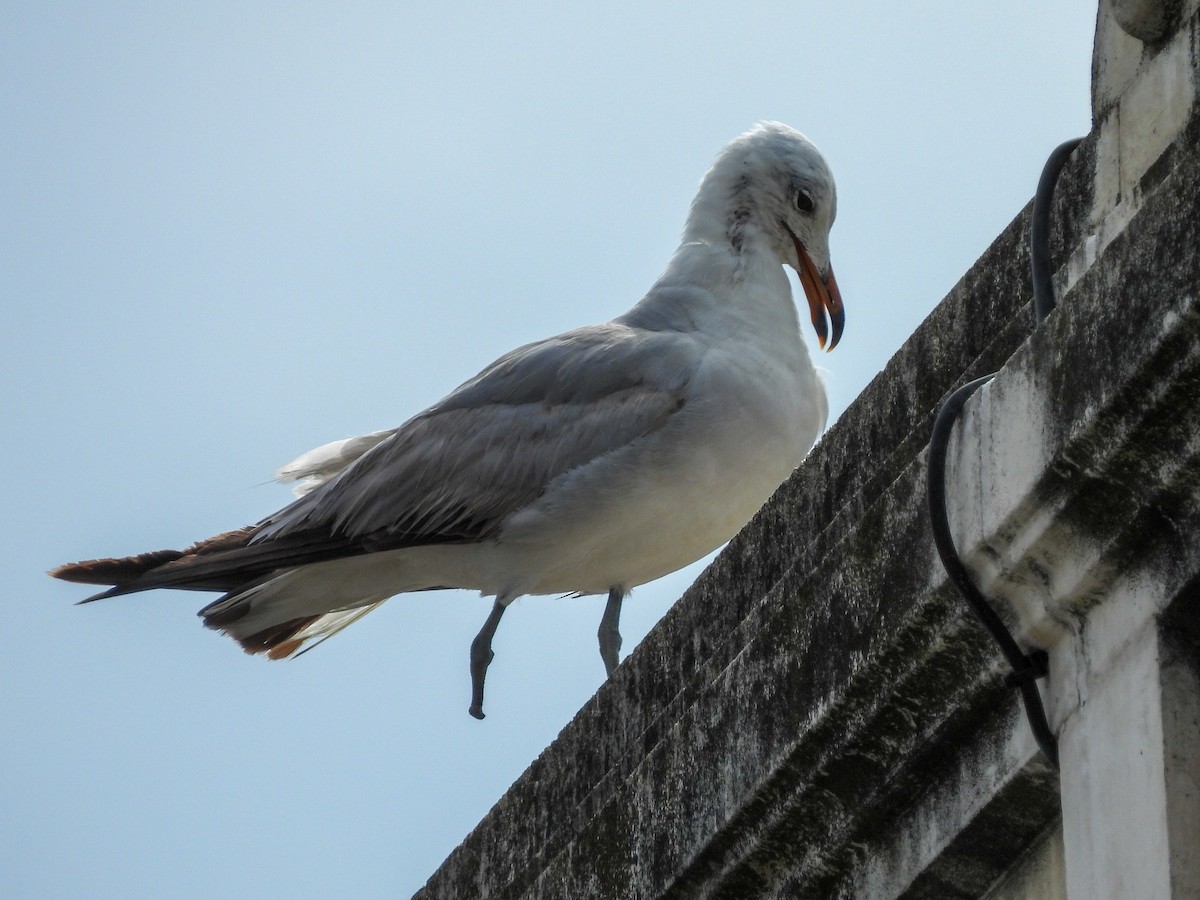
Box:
[416,9,1200,899]
[981,825,1066,900]
[1111,0,1181,42]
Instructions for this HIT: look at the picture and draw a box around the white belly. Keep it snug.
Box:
[496,345,825,595]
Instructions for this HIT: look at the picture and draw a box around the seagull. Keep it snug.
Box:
[52,122,844,719]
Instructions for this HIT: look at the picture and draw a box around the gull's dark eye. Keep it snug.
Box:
[793,189,815,214]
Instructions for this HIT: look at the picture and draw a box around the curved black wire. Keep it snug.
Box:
[1032,138,1084,323]
[927,376,1058,769]
[926,136,1084,770]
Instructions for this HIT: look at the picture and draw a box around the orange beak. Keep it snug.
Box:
[789,231,845,351]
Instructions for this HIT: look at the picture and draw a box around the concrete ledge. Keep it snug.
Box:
[898,761,1060,900]
[417,18,1200,899]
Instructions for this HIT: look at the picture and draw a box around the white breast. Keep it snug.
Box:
[500,322,825,596]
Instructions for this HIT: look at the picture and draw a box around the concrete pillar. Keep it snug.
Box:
[1160,625,1200,898]
[1057,593,1200,899]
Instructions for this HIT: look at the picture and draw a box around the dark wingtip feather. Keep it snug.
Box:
[197,590,255,628]
[75,585,131,605]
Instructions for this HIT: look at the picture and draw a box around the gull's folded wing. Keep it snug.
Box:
[57,322,701,600]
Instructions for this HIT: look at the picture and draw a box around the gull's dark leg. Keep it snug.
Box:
[598,587,625,677]
[469,600,506,720]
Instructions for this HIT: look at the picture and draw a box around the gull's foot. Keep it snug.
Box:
[468,645,494,719]
[469,601,506,720]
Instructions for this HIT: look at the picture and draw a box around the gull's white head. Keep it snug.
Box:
[693,122,844,350]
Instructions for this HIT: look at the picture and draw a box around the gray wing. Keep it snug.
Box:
[253,322,701,546]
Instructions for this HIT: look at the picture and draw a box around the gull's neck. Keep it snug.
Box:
[679,167,756,250]
[619,174,797,338]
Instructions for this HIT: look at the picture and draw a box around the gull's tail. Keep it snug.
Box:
[50,526,387,659]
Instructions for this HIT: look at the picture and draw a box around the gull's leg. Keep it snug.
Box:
[598,587,625,677]
[469,600,506,720]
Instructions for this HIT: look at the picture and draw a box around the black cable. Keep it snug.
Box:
[926,137,1084,770]
[1031,138,1084,323]
[927,376,1058,769]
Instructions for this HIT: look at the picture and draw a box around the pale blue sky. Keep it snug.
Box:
[4,4,1095,897]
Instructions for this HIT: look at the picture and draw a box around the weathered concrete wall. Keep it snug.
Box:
[417,2,1200,897]
[982,827,1066,900]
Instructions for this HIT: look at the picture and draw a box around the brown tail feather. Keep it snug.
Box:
[58,527,344,661]
[51,526,260,591]
[184,526,258,556]
[50,550,185,586]
[232,615,321,660]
